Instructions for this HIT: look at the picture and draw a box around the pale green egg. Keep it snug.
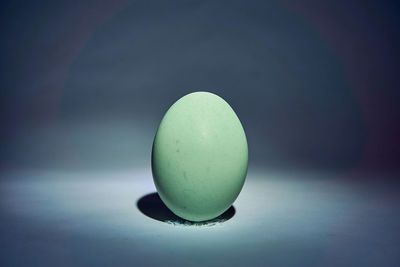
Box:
[151,91,248,222]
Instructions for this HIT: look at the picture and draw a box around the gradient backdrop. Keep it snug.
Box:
[1,0,399,266]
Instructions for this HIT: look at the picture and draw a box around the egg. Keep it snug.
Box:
[151,92,248,222]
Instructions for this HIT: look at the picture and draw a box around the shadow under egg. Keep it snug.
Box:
[136,192,235,226]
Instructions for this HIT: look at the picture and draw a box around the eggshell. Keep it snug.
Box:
[152,91,248,222]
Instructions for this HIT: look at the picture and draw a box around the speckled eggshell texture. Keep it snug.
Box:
[151,91,248,222]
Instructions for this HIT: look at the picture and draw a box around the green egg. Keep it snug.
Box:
[151,91,248,222]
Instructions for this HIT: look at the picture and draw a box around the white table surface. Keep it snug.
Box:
[1,168,399,266]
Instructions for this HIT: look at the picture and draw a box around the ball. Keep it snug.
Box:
[151,91,248,221]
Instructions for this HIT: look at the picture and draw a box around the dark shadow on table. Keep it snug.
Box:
[137,192,235,226]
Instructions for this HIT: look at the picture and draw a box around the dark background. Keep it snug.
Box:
[1,0,399,173]
[1,0,399,266]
